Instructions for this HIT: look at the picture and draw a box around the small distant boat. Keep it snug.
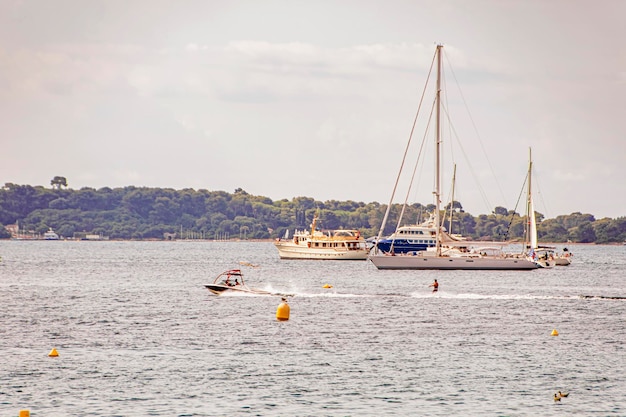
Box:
[205,269,276,296]
[274,214,369,260]
[43,228,60,240]
[554,248,572,266]
[531,247,556,268]
[530,246,572,267]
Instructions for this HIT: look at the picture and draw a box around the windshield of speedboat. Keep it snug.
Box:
[214,270,245,285]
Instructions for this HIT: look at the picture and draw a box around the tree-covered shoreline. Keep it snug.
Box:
[1,182,625,243]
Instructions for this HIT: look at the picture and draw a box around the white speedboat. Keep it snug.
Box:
[205,269,290,296]
[43,228,60,240]
[274,215,368,260]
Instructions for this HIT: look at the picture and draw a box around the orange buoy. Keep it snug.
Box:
[48,348,59,357]
[322,284,333,289]
[19,410,30,417]
[551,329,559,336]
[276,298,290,321]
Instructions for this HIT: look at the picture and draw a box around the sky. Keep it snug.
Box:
[1,0,624,219]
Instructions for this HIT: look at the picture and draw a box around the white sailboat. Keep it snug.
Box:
[369,44,538,270]
[526,149,556,268]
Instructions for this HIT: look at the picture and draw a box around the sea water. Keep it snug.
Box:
[0,241,624,416]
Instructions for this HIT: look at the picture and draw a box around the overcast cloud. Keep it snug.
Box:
[1,0,624,218]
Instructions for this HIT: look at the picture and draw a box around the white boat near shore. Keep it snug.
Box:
[43,228,60,240]
[274,215,368,260]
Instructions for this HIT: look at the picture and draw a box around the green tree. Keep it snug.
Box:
[569,221,596,243]
[493,206,508,216]
[51,176,68,189]
[150,197,180,224]
[593,217,626,243]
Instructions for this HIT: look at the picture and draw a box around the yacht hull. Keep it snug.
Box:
[274,242,368,260]
[369,254,539,270]
[554,257,571,266]
[204,284,272,296]
[376,240,435,254]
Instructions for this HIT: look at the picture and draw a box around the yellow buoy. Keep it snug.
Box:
[19,410,30,417]
[48,348,59,357]
[322,284,333,289]
[551,329,559,336]
[276,298,290,321]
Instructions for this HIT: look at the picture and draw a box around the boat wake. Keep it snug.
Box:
[215,291,292,297]
[219,291,579,300]
[578,295,626,300]
[211,289,625,301]
[410,292,626,300]
[411,292,569,300]
[292,292,375,298]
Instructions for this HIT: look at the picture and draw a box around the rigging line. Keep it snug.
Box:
[441,61,463,222]
[440,59,455,187]
[440,102,494,212]
[438,51,493,213]
[504,170,528,242]
[395,96,436,233]
[440,65,466,219]
[375,48,437,245]
[441,164,457,230]
[443,49,509,208]
[532,166,551,219]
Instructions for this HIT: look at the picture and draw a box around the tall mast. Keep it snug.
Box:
[449,163,457,234]
[527,147,537,251]
[524,147,531,249]
[526,148,533,237]
[435,44,443,256]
